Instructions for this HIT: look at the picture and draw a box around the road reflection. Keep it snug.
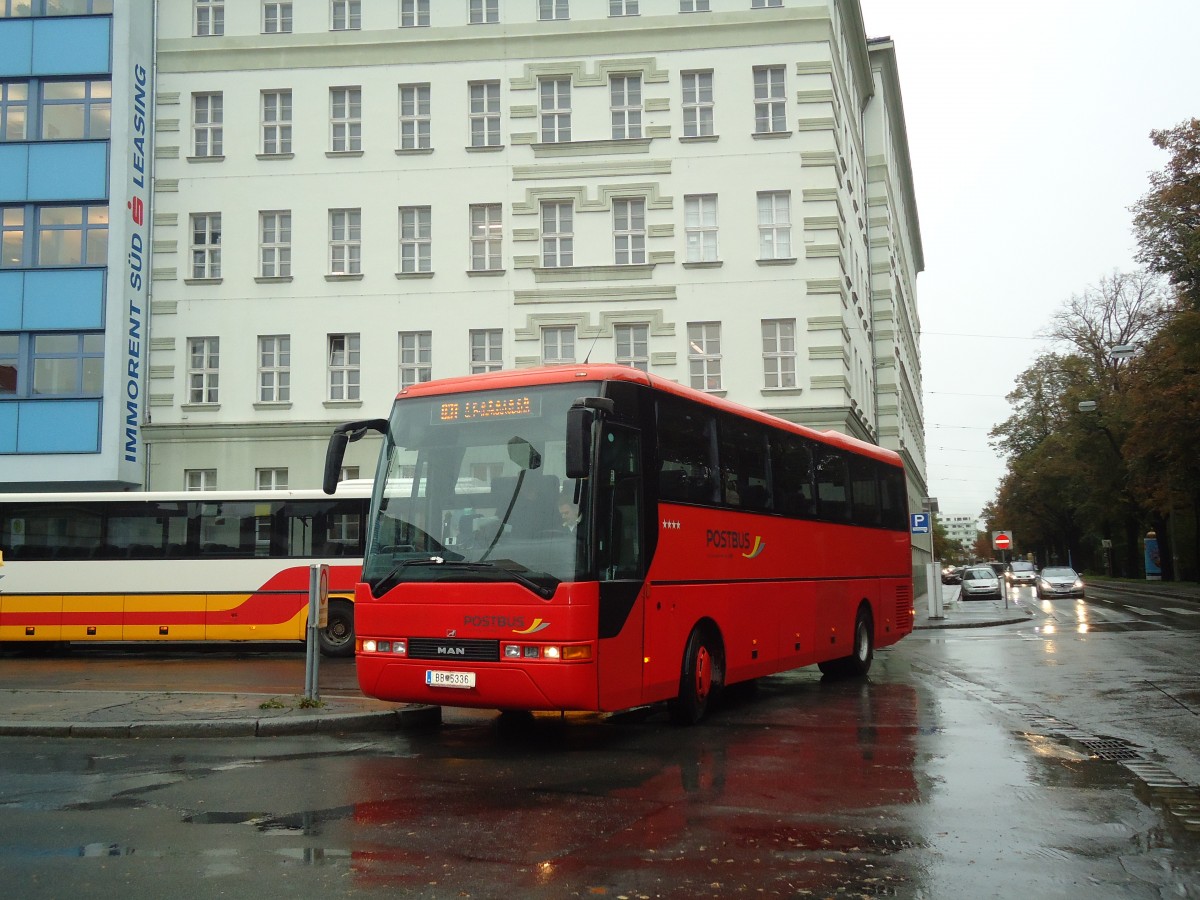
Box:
[344,677,923,896]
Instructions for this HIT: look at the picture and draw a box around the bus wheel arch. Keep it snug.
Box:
[318,598,356,658]
[668,619,726,726]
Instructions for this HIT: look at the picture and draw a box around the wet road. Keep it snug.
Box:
[1,588,1198,898]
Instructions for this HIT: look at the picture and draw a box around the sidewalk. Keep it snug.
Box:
[915,592,1036,630]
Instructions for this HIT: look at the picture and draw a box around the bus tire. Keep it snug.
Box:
[818,604,874,679]
[668,625,724,726]
[318,599,355,658]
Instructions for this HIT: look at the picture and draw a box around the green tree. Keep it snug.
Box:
[1132,118,1200,310]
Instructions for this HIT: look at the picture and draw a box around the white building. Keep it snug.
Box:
[144,0,926,507]
[940,513,980,551]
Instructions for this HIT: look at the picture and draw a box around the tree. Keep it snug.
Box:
[1132,118,1200,311]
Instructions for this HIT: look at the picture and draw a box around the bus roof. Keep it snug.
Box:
[394,364,903,468]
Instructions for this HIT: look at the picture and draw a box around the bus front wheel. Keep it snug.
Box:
[318,599,355,658]
[668,626,724,725]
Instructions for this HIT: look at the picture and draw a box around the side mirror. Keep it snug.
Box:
[323,418,387,494]
[565,397,615,479]
[507,436,542,471]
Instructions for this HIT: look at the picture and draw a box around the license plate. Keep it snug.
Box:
[426,670,476,689]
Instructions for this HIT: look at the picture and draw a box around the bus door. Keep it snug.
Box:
[594,422,646,710]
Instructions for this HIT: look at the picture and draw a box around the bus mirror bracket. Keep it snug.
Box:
[565,397,614,480]
[323,418,388,495]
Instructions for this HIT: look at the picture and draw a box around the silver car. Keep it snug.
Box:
[1036,567,1085,599]
[960,565,1001,600]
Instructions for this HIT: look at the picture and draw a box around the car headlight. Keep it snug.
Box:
[1073,579,1084,589]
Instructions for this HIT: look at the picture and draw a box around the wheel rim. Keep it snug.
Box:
[693,645,712,703]
[325,615,351,646]
[855,621,870,662]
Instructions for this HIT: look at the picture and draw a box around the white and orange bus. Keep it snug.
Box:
[324,364,914,722]
[0,486,367,656]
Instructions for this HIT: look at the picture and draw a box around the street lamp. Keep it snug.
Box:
[1077,400,1098,412]
[1109,344,1138,360]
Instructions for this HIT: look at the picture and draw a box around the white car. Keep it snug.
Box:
[959,566,1001,600]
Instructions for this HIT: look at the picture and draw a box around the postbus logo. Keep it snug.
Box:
[706,530,766,559]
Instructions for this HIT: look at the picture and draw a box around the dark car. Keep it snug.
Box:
[1006,560,1038,587]
[1036,566,1086,599]
[941,565,962,585]
[960,565,1002,601]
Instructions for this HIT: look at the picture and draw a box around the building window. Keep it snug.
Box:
[610,0,638,16]
[615,323,648,372]
[3,0,115,12]
[30,333,102,396]
[39,79,110,140]
[468,80,500,147]
[684,194,718,263]
[188,337,219,404]
[539,77,570,143]
[469,328,502,373]
[36,204,108,266]
[192,92,222,157]
[468,0,498,23]
[400,0,428,27]
[680,0,710,10]
[609,74,642,139]
[195,0,223,36]
[256,468,288,490]
[469,203,502,271]
[328,333,360,401]
[185,469,217,491]
[613,198,645,265]
[762,319,796,388]
[757,191,791,260]
[398,331,432,389]
[1,207,24,267]
[687,322,721,391]
[331,0,359,30]
[261,90,292,154]
[753,65,786,133]
[681,71,713,137]
[399,206,431,274]
[0,333,16,394]
[257,335,290,402]
[540,200,573,267]
[262,1,291,33]
[329,208,361,275]
[258,210,291,278]
[0,82,28,141]
[752,0,782,7]
[538,0,568,20]
[330,87,362,152]
[398,83,431,150]
[190,213,221,278]
[541,326,575,365]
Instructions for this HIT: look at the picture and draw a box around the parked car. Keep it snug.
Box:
[1036,566,1086,599]
[941,565,963,585]
[1006,560,1038,586]
[960,565,1002,600]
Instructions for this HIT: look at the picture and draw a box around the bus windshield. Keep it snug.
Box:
[363,382,600,598]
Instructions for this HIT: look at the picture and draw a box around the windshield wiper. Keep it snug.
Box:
[388,557,556,598]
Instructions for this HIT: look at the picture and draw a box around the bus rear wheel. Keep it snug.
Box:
[668,626,724,725]
[817,605,874,679]
[318,599,355,658]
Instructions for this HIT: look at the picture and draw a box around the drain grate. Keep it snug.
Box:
[1077,738,1143,761]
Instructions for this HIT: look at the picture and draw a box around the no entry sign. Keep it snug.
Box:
[993,531,1012,551]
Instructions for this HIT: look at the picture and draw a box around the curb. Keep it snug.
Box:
[0,703,443,739]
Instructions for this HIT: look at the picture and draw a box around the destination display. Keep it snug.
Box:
[435,393,541,423]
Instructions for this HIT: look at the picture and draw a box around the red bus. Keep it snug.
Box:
[0,487,367,656]
[324,364,913,722]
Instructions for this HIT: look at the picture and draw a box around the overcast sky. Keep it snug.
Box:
[857,0,1199,520]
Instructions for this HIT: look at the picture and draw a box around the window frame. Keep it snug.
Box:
[261,1,292,34]
[398,205,432,274]
[469,202,502,272]
[541,325,576,365]
[192,91,223,158]
[614,323,649,372]
[189,212,221,279]
[330,86,362,153]
[35,203,108,267]
[609,74,642,139]
[538,0,569,20]
[761,318,796,388]
[756,190,791,260]
[194,0,224,37]
[538,77,571,143]
[187,336,220,404]
[398,83,431,151]
[398,330,432,389]
[613,197,646,265]
[681,70,714,138]
[258,209,291,278]
[260,89,292,155]
[540,200,573,268]
[327,333,360,401]
[330,0,360,30]
[684,193,718,263]
[400,0,429,27]
[328,208,361,275]
[469,328,502,373]
[753,65,787,134]
[468,80,501,147]
[687,321,722,392]
[257,334,291,403]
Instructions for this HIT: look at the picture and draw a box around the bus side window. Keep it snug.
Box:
[657,397,718,505]
[769,433,815,518]
[815,449,851,523]
[598,425,643,581]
